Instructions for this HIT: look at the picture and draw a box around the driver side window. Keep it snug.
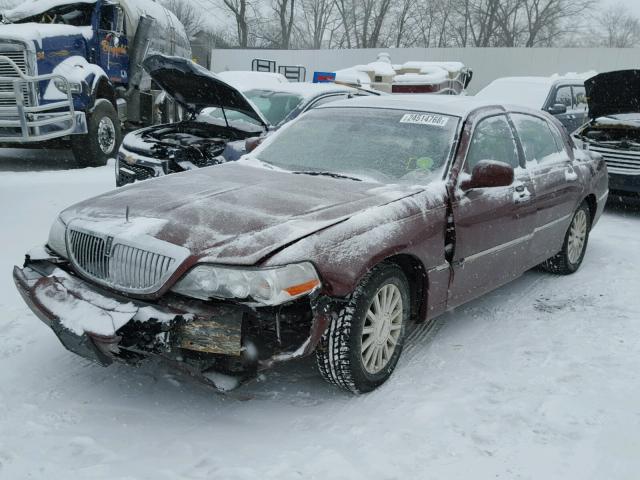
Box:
[465,115,519,173]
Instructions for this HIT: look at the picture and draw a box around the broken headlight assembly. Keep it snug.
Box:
[172,263,321,306]
[47,216,68,259]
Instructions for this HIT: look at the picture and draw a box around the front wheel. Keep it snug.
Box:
[72,99,122,167]
[541,202,591,275]
[316,263,410,394]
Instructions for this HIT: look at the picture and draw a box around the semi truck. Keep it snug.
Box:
[0,0,191,166]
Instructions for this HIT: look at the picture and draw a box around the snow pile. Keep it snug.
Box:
[217,71,289,91]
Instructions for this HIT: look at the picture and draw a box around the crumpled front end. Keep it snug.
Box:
[13,249,332,389]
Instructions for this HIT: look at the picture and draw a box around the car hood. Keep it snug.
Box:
[60,162,424,266]
[585,70,640,119]
[142,54,269,127]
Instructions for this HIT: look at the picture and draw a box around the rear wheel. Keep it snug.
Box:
[541,202,591,275]
[316,263,410,394]
[72,99,122,167]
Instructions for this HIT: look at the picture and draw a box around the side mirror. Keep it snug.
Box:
[245,136,263,153]
[460,160,514,190]
[547,103,567,115]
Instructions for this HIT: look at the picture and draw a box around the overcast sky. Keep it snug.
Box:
[604,0,640,17]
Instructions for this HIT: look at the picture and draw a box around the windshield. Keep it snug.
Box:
[201,90,304,127]
[255,107,459,184]
[476,80,550,109]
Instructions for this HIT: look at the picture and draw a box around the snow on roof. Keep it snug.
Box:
[244,81,356,98]
[317,94,503,118]
[217,71,289,90]
[0,23,93,47]
[2,0,95,23]
[334,68,372,86]
[401,61,466,74]
[475,72,597,109]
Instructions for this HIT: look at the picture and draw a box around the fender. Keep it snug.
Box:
[89,75,117,111]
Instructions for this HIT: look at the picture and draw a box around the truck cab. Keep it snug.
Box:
[0,0,190,166]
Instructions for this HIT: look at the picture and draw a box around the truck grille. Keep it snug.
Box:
[0,46,32,107]
[68,229,175,293]
[589,145,640,175]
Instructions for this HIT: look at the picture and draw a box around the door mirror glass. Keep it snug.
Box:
[461,160,514,190]
[548,103,567,115]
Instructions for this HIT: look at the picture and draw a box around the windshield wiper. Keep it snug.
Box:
[292,170,362,181]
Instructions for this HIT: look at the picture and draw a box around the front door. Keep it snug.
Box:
[97,3,129,85]
[447,113,537,308]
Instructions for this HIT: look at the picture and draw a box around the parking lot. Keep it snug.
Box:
[1,153,639,479]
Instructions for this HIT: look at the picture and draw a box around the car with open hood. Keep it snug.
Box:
[14,95,608,393]
[115,54,374,186]
[572,70,640,197]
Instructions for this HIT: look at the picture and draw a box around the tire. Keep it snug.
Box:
[316,263,410,394]
[541,202,591,275]
[72,99,122,167]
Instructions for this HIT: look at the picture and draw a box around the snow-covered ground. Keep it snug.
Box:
[1,154,640,479]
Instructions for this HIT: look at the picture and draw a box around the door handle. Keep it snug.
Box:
[513,182,531,203]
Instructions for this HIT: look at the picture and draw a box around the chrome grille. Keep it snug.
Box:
[0,47,32,107]
[589,145,640,175]
[68,229,175,292]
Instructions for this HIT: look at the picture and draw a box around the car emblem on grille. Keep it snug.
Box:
[105,236,114,257]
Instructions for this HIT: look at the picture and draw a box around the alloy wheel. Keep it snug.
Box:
[361,283,403,374]
[567,209,588,264]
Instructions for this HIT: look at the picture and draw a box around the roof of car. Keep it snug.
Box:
[315,94,504,118]
[485,75,590,86]
[243,82,357,98]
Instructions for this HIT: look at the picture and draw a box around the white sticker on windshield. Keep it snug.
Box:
[400,113,449,127]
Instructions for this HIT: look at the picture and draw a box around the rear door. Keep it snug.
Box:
[510,113,581,265]
[447,113,537,307]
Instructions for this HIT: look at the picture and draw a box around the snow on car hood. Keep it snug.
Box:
[585,70,640,119]
[59,162,425,266]
[142,54,269,127]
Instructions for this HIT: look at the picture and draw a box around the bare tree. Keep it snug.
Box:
[220,0,252,47]
[595,3,640,48]
[272,0,297,48]
[298,0,336,48]
[162,0,206,38]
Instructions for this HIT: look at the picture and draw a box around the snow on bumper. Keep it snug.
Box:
[13,262,243,366]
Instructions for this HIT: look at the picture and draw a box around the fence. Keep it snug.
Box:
[210,47,640,93]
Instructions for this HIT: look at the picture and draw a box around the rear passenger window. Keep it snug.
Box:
[573,86,588,112]
[466,115,519,172]
[511,114,564,164]
[554,86,572,108]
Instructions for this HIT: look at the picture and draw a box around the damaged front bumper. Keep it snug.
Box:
[13,256,333,385]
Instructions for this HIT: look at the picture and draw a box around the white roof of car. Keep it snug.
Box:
[318,94,503,118]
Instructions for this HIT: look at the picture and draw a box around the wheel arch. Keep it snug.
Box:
[91,76,118,111]
[381,253,428,323]
[584,193,597,228]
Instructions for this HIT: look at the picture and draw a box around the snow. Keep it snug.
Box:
[0,23,93,47]
[43,56,107,100]
[2,152,640,478]
[2,0,96,23]
[216,71,289,91]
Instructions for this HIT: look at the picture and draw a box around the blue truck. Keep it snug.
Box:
[0,0,191,166]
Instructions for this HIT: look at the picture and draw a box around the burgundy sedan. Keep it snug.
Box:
[13,96,608,393]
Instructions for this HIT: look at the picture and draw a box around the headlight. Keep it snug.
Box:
[172,262,321,306]
[47,216,68,258]
[53,79,82,94]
